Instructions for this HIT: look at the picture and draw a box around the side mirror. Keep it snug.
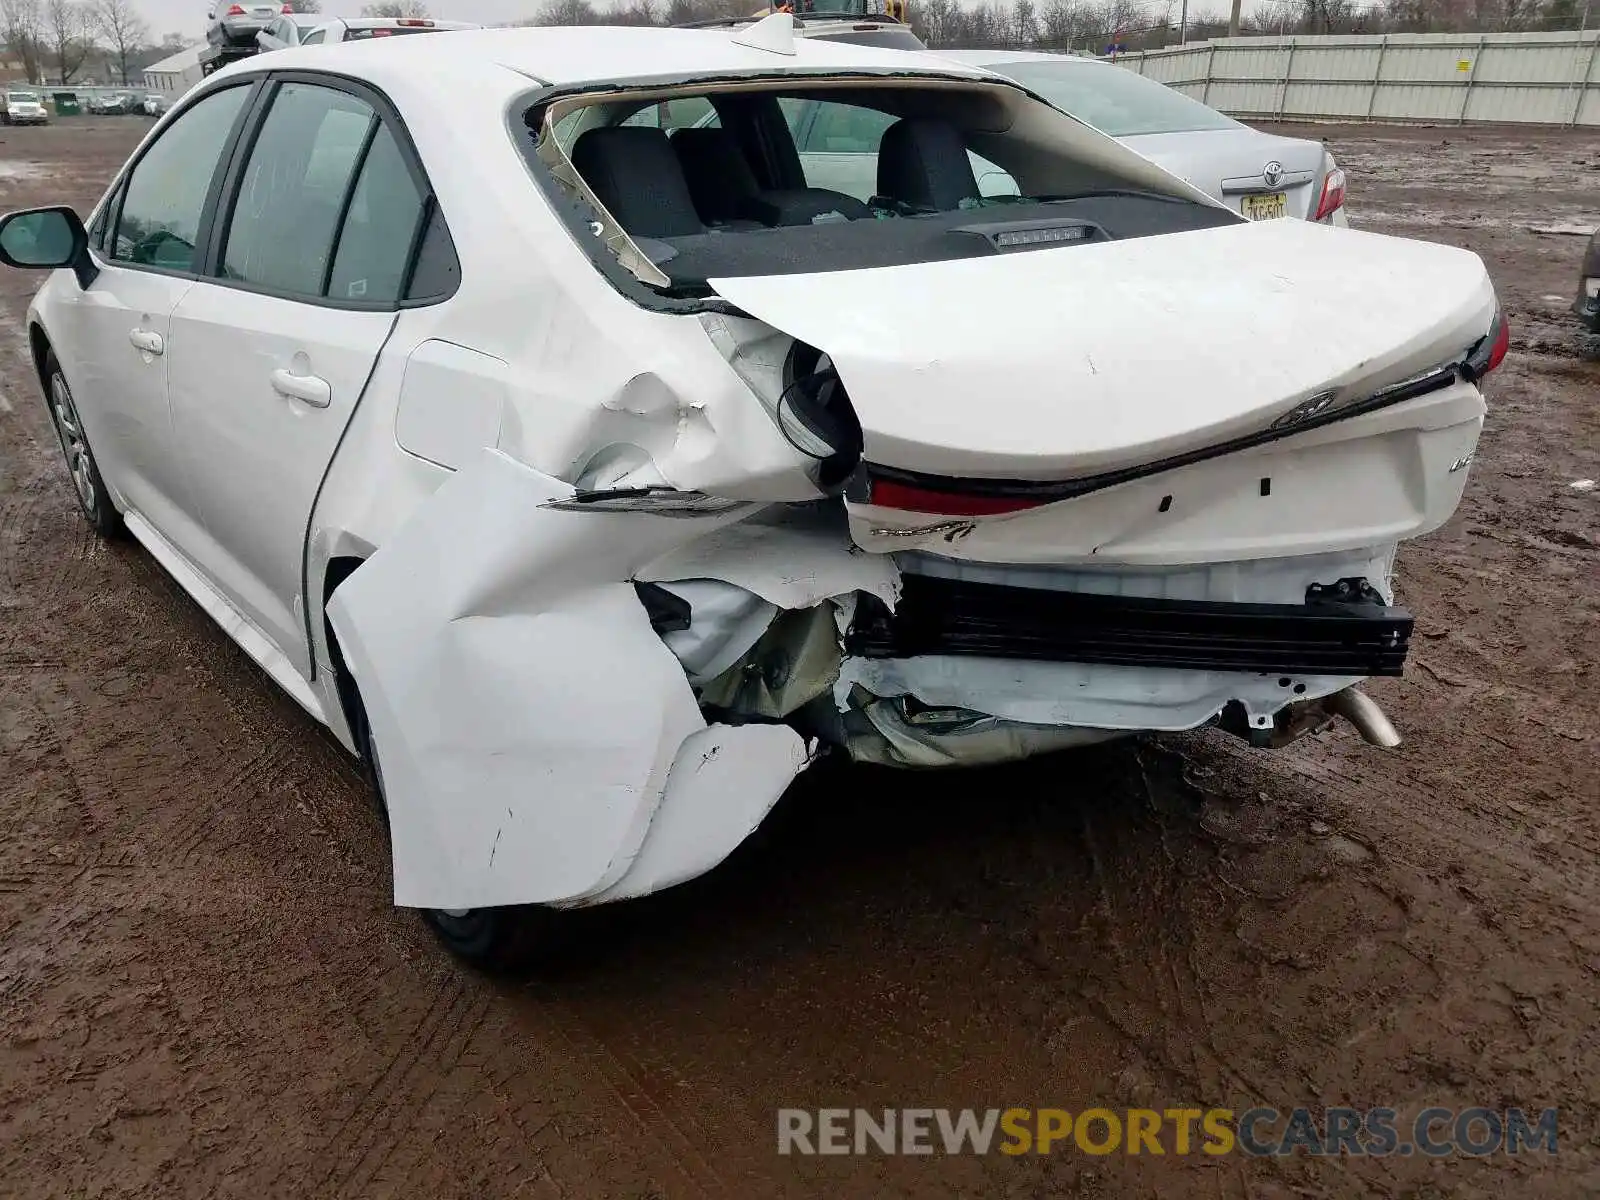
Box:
[0,205,96,288]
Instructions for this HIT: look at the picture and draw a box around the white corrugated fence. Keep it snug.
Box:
[1117,31,1600,126]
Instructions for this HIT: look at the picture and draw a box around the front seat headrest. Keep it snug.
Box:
[875,117,980,212]
[571,126,705,239]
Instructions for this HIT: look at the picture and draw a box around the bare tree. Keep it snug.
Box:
[90,0,146,85]
[360,0,429,15]
[44,0,89,85]
[534,0,596,21]
[0,0,45,83]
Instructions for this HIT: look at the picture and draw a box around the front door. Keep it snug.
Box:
[53,82,255,559]
[165,79,430,676]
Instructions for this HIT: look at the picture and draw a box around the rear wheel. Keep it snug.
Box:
[42,350,123,538]
[349,682,555,972]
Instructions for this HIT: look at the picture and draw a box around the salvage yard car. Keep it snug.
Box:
[1576,227,1600,345]
[937,50,1348,224]
[286,15,483,45]
[0,21,1507,967]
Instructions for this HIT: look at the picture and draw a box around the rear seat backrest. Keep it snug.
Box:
[669,128,762,226]
[570,126,705,239]
[875,117,981,212]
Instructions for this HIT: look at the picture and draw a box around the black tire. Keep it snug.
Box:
[348,682,555,973]
[41,350,124,538]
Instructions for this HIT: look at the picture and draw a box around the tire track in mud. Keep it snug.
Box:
[1241,737,1600,920]
[331,985,496,1198]
[522,994,745,1199]
[167,741,295,868]
[1072,750,1236,1106]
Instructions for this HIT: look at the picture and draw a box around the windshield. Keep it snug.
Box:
[979,59,1241,138]
[7,92,38,103]
[532,80,1230,296]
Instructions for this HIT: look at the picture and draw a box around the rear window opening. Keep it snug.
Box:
[521,76,1235,298]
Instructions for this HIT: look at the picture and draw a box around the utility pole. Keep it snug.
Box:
[1228,0,1242,36]
[1179,0,1188,43]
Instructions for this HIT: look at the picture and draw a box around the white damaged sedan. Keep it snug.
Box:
[0,19,1507,966]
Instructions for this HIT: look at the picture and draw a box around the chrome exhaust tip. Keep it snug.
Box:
[1325,686,1402,749]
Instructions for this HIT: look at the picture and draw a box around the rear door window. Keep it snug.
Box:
[326,123,426,303]
[220,82,374,297]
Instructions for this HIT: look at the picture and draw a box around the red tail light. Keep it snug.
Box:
[226,4,246,14]
[280,3,292,11]
[369,27,392,35]
[867,478,1047,517]
[1465,310,1510,381]
[1314,166,1346,222]
[396,17,433,24]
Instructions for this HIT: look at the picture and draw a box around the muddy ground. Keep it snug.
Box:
[0,118,1596,1199]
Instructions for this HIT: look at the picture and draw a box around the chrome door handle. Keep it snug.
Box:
[270,368,331,409]
[128,328,163,355]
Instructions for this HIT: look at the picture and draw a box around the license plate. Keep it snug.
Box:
[1242,192,1287,221]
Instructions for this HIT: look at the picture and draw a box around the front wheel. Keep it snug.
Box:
[42,351,123,538]
[351,686,557,972]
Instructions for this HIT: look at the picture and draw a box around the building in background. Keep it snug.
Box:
[142,45,205,96]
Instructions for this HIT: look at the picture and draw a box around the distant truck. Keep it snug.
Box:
[1,90,49,125]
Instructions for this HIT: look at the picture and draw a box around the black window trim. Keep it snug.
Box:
[91,76,267,281]
[191,68,458,312]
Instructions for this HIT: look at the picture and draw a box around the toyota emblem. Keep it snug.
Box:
[1263,160,1285,188]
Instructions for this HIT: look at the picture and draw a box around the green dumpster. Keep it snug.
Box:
[52,93,79,116]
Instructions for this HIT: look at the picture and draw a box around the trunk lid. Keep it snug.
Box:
[1119,127,1327,221]
[709,217,1494,481]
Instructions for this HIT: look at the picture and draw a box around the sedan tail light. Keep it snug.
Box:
[281,3,292,10]
[1313,166,1346,222]
[396,17,434,24]
[226,4,246,13]
[866,477,1047,517]
[1463,309,1510,381]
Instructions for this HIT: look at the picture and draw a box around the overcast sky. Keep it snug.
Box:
[142,0,559,40]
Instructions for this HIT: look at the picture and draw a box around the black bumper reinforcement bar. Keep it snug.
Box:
[845,575,1414,677]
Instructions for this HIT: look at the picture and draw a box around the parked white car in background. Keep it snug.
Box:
[254,11,326,51]
[288,15,482,45]
[0,20,1502,968]
[938,49,1349,225]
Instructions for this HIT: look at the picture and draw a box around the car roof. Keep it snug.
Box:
[237,23,989,91]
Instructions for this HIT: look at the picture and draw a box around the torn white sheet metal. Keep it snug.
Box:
[573,724,808,905]
[656,580,780,685]
[638,516,900,609]
[325,447,809,910]
[709,218,1495,480]
[837,655,1359,731]
[846,695,1121,769]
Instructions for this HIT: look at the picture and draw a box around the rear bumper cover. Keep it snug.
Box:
[846,572,1413,678]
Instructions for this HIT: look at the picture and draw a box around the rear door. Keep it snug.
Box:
[164,75,433,677]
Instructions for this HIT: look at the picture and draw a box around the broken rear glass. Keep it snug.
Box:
[524,78,1235,296]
